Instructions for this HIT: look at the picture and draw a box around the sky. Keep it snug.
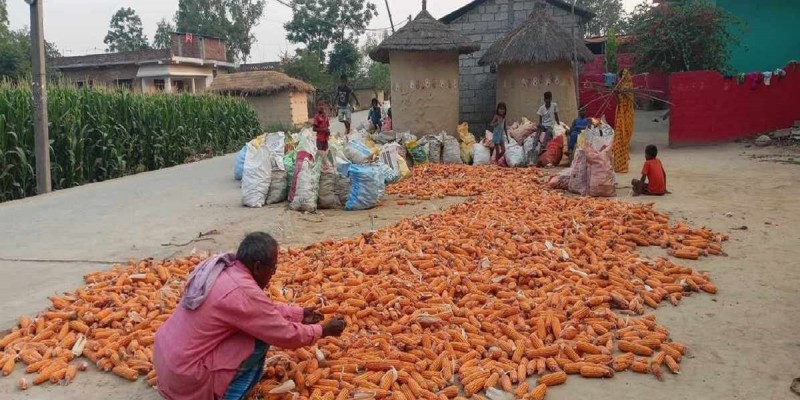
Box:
[7,0,643,63]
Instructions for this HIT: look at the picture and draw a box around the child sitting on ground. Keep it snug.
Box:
[632,144,667,196]
[568,106,590,161]
[312,101,330,153]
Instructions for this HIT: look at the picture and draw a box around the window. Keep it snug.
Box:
[172,80,185,92]
[153,79,166,91]
[114,79,133,90]
[76,81,84,88]
[87,80,94,88]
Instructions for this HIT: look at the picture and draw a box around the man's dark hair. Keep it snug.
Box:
[371,98,379,105]
[645,144,658,158]
[236,232,278,271]
[544,91,553,100]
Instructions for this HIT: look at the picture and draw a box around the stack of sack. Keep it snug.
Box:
[240,132,291,208]
[548,118,616,197]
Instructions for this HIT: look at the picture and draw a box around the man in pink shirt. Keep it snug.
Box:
[154,232,346,400]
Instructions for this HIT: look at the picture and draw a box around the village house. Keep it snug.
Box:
[441,0,594,132]
[51,33,236,93]
[208,70,314,129]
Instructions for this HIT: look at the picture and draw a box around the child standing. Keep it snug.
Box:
[382,108,393,132]
[312,101,330,153]
[632,145,667,196]
[490,103,508,163]
[367,98,382,132]
[336,75,359,137]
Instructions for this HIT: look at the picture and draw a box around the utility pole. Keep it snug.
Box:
[27,0,51,195]
[384,0,396,33]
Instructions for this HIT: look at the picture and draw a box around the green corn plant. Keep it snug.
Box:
[0,81,261,203]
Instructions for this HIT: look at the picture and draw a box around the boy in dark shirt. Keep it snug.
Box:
[335,75,359,137]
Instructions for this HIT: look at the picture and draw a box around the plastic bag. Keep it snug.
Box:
[283,150,297,192]
[288,151,313,202]
[538,135,564,167]
[234,146,247,181]
[548,168,572,190]
[406,140,428,166]
[346,164,385,211]
[379,143,403,173]
[504,136,526,167]
[372,131,397,145]
[509,118,536,144]
[345,139,375,164]
[265,132,286,156]
[472,143,491,165]
[289,155,322,212]
[317,171,343,209]
[442,134,463,164]
[523,136,537,167]
[569,149,589,195]
[241,142,271,208]
[375,161,400,184]
[586,145,615,197]
[420,135,443,163]
[397,155,411,179]
[266,170,288,204]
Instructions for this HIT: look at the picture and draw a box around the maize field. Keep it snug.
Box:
[0,165,726,399]
[0,82,261,202]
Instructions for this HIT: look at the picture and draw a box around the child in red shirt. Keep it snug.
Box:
[633,144,666,196]
[312,101,330,152]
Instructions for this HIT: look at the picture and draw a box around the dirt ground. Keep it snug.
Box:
[1,111,799,399]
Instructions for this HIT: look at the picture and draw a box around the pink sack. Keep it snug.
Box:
[288,151,313,202]
[510,121,537,145]
[548,168,571,190]
[568,150,588,195]
[585,145,616,197]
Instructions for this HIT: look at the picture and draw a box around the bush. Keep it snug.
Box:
[0,82,261,202]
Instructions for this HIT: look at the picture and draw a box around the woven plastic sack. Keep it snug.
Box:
[397,155,411,179]
[538,135,564,167]
[406,140,428,166]
[289,156,321,212]
[569,149,589,195]
[345,139,374,164]
[241,142,271,208]
[317,171,340,209]
[420,135,443,164]
[504,136,526,167]
[376,161,400,184]
[509,118,536,145]
[234,146,247,181]
[523,136,537,166]
[442,135,463,164]
[283,150,297,192]
[345,164,385,211]
[472,143,491,165]
[458,123,477,164]
[586,145,615,197]
[548,168,572,190]
[266,170,288,204]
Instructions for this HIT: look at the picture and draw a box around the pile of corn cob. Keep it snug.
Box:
[0,165,726,399]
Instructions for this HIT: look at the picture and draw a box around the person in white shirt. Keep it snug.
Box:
[535,91,560,155]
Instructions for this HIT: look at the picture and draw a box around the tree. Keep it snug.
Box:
[576,0,625,37]
[104,8,150,52]
[628,1,740,73]
[282,48,332,90]
[175,0,266,62]
[0,28,61,80]
[328,40,360,78]
[153,19,175,49]
[361,33,389,94]
[0,0,8,33]
[284,0,378,61]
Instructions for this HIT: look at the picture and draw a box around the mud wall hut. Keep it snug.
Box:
[209,71,314,129]
[479,3,594,124]
[369,3,479,136]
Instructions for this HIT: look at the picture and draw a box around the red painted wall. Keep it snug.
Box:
[669,64,800,146]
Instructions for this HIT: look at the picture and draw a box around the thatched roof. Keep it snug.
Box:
[369,10,479,64]
[478,3,594,66]
[208,71,314,96]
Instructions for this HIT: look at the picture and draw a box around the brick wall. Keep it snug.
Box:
[171,34,228,62]
[669,64,800,146]
[60,65,141,89]
[446,0,586,133]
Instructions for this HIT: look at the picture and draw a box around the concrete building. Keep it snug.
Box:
[441,0,594,132]
[479,3,595,124]
[208,71,314,129]
[369,4,479,136]
[52,33,236,93]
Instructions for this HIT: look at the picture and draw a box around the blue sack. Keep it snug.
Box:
[234,146,247,181]
[345,164,385,211]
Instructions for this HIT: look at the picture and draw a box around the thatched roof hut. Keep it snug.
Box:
[367,1,479,137]
[478,6,594,67]
[477,1,594,124]
[368,9,480,64]
[209,71,314,129]
[208,70,314,96]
